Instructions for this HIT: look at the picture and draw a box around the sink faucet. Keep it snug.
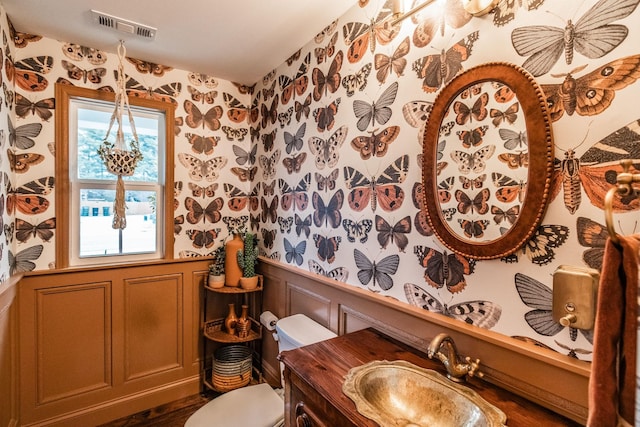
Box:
[427,333,482,383]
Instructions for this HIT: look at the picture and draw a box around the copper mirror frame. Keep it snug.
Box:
[422,62,554,260]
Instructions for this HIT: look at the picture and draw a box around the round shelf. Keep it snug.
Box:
[204,318,262,343]
[204,283,263,294]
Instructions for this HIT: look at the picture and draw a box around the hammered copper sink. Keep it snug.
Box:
[342,360,507,427]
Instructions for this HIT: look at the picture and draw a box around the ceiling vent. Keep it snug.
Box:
[91,10,157,40]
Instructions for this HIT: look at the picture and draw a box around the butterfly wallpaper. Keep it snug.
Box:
[2,0,640,362]
[0,8,257,274]
[244,0,640,361]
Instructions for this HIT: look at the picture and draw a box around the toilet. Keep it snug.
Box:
[185,313,337,427]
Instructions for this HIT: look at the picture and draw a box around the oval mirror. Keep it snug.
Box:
[422,62,554,260]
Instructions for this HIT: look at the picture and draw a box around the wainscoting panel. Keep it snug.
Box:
[18,259,209,426]
[286,282,332,328]
[191,271,206,370]
[36,282,112,404]
[0,279,18,427]
[123,274,183,381]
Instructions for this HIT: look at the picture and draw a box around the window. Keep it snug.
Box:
[56,85,174,267]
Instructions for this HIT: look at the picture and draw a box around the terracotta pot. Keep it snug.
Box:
[224,303,238,335]
[224,234,244,287]
[239,274,262,290]
[208,274,225,289]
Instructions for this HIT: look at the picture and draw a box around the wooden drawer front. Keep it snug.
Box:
[288,372,354,427]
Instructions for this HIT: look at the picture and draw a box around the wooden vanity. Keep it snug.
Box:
[280,328,580,427]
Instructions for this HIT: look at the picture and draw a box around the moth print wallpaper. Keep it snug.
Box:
[248,0,640,361]
[0,7,256,276]
[2,0,640,361]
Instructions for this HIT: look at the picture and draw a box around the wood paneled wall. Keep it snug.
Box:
[259,257,591,425]
[0,279,18,427]
[17,259,210,427]
[7,255,590,425]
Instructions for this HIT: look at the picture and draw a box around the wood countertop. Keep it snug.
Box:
[279,328,581,427]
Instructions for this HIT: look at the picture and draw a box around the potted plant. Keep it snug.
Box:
[208,245,226,288]
[237,232,261,290]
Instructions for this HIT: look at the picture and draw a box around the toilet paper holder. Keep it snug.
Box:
[260,311,279,331]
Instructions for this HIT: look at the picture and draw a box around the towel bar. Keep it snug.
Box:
[604,159,640,244]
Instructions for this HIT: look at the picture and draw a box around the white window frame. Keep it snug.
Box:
[67,97,166,266]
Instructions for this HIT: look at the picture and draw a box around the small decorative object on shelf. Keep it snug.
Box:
[208,245,226,288]
[224,303,238,335]
[225,233,244,287]
[236,304,250,338]
[237,232,261,290]
[204,318,262,343]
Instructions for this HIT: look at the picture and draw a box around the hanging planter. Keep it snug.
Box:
[98,140,143,177]
[97,41,143,230]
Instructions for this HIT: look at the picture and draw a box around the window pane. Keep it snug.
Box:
[79,189,157,257]
[77,107,159,182]
[66,91,167,267]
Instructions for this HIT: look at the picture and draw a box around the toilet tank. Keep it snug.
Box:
[275,314,336,352]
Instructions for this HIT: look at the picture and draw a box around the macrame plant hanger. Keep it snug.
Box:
[97,40,143,230]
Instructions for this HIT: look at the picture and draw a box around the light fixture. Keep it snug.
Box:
[390,0,498,26]
[97,40,143,230]
[461,0,500,16]
[391,0,437,26]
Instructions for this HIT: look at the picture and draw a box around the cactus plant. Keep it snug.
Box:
[209,245,225,276]
[237,232,258,277]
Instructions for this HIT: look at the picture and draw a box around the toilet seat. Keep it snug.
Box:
[184,383,283,427]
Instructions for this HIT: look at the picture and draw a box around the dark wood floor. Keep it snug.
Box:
[98,393,215,427]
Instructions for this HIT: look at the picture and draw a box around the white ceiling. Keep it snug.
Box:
[2,0,358,85]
